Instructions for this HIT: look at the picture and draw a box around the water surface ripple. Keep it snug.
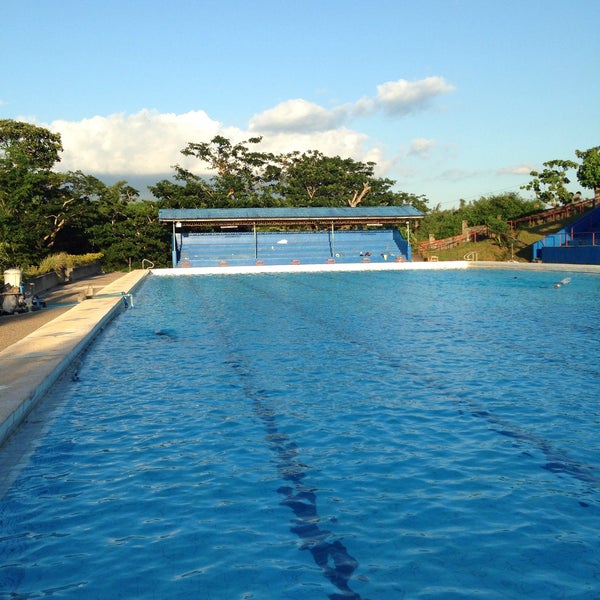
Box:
[1,269,599,599]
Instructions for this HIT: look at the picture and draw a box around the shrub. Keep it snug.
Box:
[23,253,104,277]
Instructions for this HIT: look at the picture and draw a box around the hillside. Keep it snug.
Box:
[421,213,586,262]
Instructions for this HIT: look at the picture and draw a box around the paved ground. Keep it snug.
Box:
[0,270,148,447]
[0,272,126,352]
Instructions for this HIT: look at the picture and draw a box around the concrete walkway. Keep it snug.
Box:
[0,270,148,447]
[0,271,126,352]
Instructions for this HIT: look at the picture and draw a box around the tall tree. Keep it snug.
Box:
[273,150,410,208]
[522,159,578,206]
[179,135,277,206]
[153,135,429,212]
[0,119,65,266]
[575,146,600,206]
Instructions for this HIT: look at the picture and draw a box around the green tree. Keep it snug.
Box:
[575,146,600,206]
[522,159,578,206]
[179,135,277,207]
[51,170,106,255]
[88,199,170,270]
[0,119,66,266]
[417,193,539,242]
[150,173,213,209]
[463,192,540,224]
[273,151,370,206]
[87,182,170,270]
[154,137,428,212]
[272,150,422,208]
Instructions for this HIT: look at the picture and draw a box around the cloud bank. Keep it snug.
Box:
[49,109,224,175]
[39,76,455,179]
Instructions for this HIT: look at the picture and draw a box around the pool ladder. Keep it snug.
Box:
[464,251,479,261]
[121,292,134,308]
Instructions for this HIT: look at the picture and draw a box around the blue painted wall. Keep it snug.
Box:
[532,205,600,264]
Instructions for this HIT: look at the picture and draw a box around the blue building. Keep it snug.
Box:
[532,205,600,264]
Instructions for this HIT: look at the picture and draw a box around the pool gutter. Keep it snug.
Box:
[0,270,148,448]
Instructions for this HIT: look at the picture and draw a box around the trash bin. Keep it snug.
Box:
[3,269,22,289]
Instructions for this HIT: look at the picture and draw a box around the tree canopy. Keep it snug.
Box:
[0,120,66,265]
[418,192,541,241]
[0,120,170,271]
[575,146,600,205]
[522,146,600,207]
[151,136,428,211]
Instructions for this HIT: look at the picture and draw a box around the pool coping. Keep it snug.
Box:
[0,270,148,448]
[150,260,600,276]
[2,260,599,449]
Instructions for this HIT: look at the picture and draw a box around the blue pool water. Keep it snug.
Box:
[1,269,599,599]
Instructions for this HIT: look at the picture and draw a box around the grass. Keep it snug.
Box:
[420,214,586,262]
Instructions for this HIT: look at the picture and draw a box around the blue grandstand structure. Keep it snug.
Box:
[532,205,600,264]
[159,207,423,268]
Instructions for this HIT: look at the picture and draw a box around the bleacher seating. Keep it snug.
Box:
[177,229,410,267]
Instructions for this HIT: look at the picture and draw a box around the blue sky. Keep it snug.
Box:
[2,0,598,208]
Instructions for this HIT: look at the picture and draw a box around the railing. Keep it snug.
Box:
[508,199,594,230]
[141,259,155,269]
[417,226,489,254]
[537,230,599,248]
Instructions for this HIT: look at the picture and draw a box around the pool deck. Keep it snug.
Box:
[2,260,600,449]
[0,270,148,447]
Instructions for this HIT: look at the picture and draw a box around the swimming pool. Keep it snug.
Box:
[1,269,599,598]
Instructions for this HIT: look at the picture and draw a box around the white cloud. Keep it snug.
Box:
[256,128,383,169]
[249,99,348,133]
[497,163,536,175]
[250,77,455,134]
[47,109,226,175]
[408,138,436,158]
[375,77,455,115]
[35,75,455,180]
[44,109,380,178]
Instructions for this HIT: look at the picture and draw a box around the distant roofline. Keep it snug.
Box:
[159,206,423,228]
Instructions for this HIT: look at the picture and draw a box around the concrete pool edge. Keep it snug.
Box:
[150,261,471,276]
[0,270,148,448]
[150,260,600,276]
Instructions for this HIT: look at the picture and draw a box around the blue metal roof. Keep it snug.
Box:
[159,206,423,222]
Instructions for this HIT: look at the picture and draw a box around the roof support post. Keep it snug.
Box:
[253,222,258,260]
[171,221,178,267]
[331,222,335,258]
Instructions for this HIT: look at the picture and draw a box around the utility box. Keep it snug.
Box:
[3,269,22,289]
